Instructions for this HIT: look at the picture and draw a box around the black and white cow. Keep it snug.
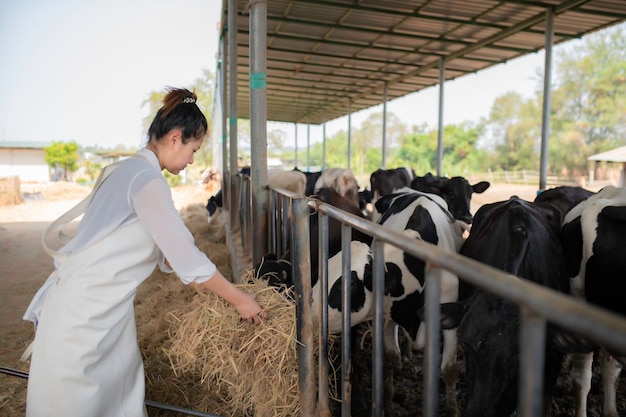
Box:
[410,173,490,225]
[369,167,416,202]
[257,187,465,416]
[534,185,595,217]
[561,185,626,417]
[441,197,570,417]
[205,167,251,217]
[255,187,369,291]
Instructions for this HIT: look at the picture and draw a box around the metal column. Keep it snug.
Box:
[382,82,388,169]
[228,0,238,227]
[539,9,554,192]
[249,0,268,266]
[437,57,445,177]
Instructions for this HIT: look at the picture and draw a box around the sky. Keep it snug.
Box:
[2,0,552,151]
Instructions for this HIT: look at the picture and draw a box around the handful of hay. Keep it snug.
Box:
[166,275,301,417]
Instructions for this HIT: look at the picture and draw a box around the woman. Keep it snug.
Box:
[22,87,266,417]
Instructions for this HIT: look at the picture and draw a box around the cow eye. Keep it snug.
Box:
[512,226,527,236]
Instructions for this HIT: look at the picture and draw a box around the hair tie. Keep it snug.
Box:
[182,97,196,104]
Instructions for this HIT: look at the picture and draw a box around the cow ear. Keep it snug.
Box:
[535,202,563,231]
[472,181,490,194]
[375,194,394,214]
[440,302,466,329]
[547,324,595,354]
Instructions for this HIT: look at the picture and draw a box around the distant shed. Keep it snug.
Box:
[0,142,51,183]
[588,145,626,187]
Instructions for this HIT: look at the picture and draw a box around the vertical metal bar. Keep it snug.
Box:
[240,175,249,251]
[347,101,352,170]
[423,264,441,417]
[382,82,388,169]
[307,124,311,170]
[292,197,317,417]
[371,239,385,417]
[249,0,268,266]
[220,36,229,213]
[322,124,326,170]
[228,0,238,227]
[268,189,277,253]
[318,211,331,415]
[294,123,298,168]
[281,194,289,257]
[437,57,445,177]
[518,308,547,417]
[341,223,352,417]
[539,8,554,192]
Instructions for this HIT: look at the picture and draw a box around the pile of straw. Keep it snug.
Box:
[166,273,301,417]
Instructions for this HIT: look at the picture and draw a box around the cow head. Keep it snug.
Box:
[411,174,490,224]
[254,253,293,294]
[205,191,223,216]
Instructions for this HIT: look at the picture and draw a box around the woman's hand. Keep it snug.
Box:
[234,293,269,325]
[196,270,269,325]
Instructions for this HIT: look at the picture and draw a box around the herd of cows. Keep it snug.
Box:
[205,166,625,417]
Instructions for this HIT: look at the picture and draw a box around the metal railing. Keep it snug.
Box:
[255,185,626,417]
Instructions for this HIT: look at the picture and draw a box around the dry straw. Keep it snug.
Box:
[166,272,301,417]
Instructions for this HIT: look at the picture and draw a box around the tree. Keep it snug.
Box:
[551,23,626,158]
[485,91,540,171]
[392,122,487,175]
[44,141,79,181]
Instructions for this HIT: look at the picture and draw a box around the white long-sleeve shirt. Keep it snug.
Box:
[59,148,216,285]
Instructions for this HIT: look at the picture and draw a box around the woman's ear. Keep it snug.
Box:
[168,129,183,146]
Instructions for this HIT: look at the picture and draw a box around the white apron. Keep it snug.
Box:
[26,220,158,417]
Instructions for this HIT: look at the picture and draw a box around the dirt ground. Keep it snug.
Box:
[0,181,621,416]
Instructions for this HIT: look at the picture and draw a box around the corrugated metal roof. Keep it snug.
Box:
[219,0,626,125]
[588,146,626,163]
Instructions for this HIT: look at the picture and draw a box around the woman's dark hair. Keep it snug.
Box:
[147,87,208,143]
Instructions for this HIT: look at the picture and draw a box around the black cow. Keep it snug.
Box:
[293,166,323,196]
[442,197,569,417]
[205,190,223,217]
[410,173,490,225]
[561,185,626,417]
[205,167,251,217]
[534,185,595,217]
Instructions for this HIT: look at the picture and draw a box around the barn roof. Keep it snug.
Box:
[588,145,626,163]
[219,0,626,125]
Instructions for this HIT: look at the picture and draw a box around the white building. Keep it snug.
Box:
[0,142,51,183]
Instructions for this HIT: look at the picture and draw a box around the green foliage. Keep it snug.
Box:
[551,24,626,158]
[43,141,80,181]
[162,170,182,187]
[486,92,541,171]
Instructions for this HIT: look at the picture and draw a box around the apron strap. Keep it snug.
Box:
[41,157,131,260]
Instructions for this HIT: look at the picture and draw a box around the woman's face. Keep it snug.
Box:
[165,135,203,175]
